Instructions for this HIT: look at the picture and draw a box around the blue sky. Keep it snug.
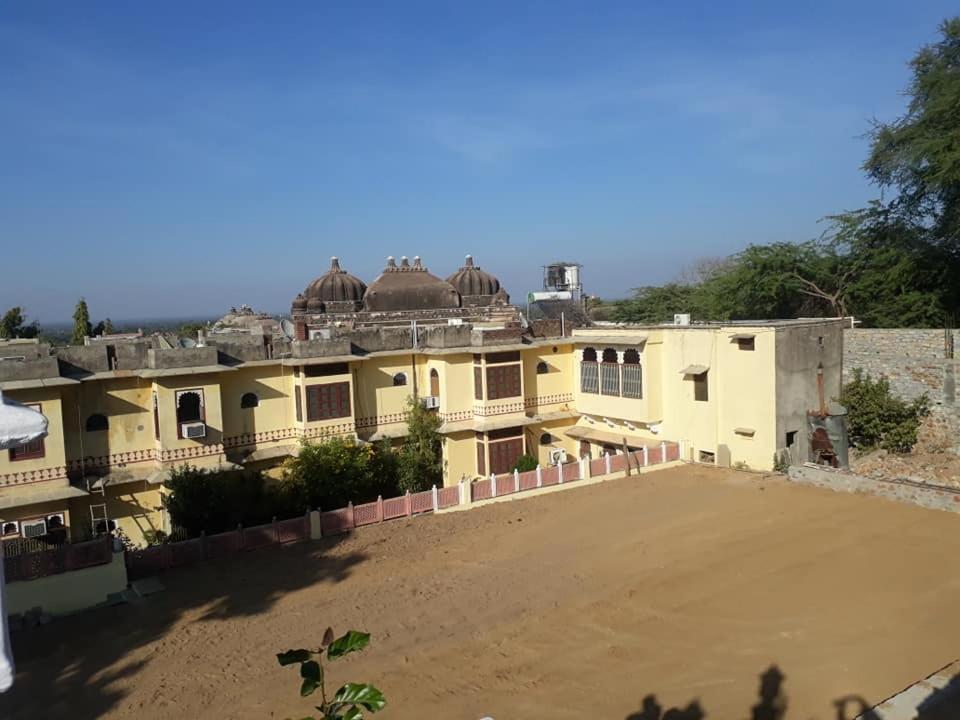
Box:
[1,2,955,322]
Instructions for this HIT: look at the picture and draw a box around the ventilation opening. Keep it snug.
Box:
[698,450,716,464]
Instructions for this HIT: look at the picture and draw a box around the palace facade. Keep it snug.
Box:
[0,255,843,547]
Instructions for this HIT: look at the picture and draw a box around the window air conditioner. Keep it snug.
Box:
[181,421,207,439]
[421,396,440,410]
[21,518,47,538]
[549,448,567,465]
[674,313,691,326]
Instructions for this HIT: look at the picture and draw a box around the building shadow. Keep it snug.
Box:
[0,533,367,720]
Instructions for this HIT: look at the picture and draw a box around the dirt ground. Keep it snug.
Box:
[4,465,960,720]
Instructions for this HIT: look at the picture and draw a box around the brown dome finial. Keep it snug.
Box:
[464,254,474,267]
[386,256,397,270]
[330,256,342,272]
[400,256,410,270]
[413,256,423,270]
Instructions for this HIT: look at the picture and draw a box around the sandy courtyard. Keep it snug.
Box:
[4,465,960,719]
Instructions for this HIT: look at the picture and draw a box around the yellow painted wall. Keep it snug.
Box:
[62,377,155,467]
[442,430,476,485]
[68,483,164,545]
[6,548,128,617]
[436,353,474,419]
[154,373,225,464]
[0,387,68,479]
[0,499,74,539]
[219,364,293,439]
[523,344,575,412]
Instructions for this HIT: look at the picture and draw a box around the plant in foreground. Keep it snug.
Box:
[277,628,386,720]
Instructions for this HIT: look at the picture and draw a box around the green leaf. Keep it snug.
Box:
[301,678,322,697]
[277,649,313,666]
[328,683,386,713]
[326,631,370,660]
[322,626,335,647]
[338,708,363,720]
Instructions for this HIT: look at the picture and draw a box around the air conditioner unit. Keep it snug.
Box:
[447,318,464,326]
[21,518,47,538]
[181,421,207,439]
[549,448,567,465]
[674,313,691,326]
[421,396,440,410]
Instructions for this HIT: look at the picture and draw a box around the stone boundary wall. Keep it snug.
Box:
[843,328,957,408]
[787,463,960,513]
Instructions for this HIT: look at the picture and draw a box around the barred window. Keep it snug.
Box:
[622,349,642,399]
[9,404,45,462]
[600,348,620,396]
[580,347,599,394]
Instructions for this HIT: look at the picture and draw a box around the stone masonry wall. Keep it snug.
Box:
[843,328,957,409]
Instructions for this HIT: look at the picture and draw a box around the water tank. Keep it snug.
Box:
[564,265,581,291]
[528,291,573,302]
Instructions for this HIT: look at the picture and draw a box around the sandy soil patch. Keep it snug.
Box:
[3,465,960,719]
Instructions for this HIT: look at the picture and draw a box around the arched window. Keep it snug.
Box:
[430,368,440,397]
[600,348,620,395]
[580,347,599,394]
[176,390,203,424]
[536,361,549,374]
[622,349,643,399]
[601,347,618,363]
[539,432,553,445]
[393,372,408,387]
[240,392,259,409]
[85,414,109,432]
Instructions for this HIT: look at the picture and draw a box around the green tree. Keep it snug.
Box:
[839,369,930,453]
[0,307,39,339]
[277,628,386,719]
[863,18,960,245]
[71,298,93,345]
[612,283,703,323]
[512,454,538,473]
[397,397,442,492]
[162,465,299,537]
[282,436,399,510]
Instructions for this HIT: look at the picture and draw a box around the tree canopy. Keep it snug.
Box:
[613,17,960,328]
[0,307,39,339]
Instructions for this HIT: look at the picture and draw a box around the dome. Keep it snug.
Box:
[446,254,501,296]
[294,257,367,312]
[363,256,461,312]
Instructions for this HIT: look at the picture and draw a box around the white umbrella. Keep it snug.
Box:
[0,390,49,693]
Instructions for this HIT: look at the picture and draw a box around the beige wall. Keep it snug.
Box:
[442,430,476,485]
[6,549,127,617]
[220,364,294,439]
[0,387,68,479]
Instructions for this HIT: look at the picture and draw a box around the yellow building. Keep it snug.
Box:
[0,256,843,548]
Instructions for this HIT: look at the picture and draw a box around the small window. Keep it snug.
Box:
[85,414,109,432]
[694,372,709,402]
[295,387,303,422]
[536,361,549,374]
[240,392,259,409]
[786,431,797,448]
[2,521,19,537]
[21,518,47,538]
[539,432,553,445]
[737,338,755,351]
[175,389,204,424]
[430,368,440,397]
[698,450,716,464]
[392,372,408,387]
[9,403,44,461]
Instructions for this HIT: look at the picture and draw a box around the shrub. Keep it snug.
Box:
[282,436,400,510]
[397,397,443,493]
[164,464,302,537]
[839,369,930,453]
[512,454,539,473]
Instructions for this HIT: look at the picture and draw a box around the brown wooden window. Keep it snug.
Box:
[489,438,524,475]
[474,366,483,400]
[476,439,486,475]
[152,392,160,440]
[486,364,521,400]
[694,372,709,402]
[9,403,45,461]
[295,387,303,422]
[306,382,351,421]
[430,368,440,397]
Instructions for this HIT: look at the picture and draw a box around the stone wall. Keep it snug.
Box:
[788,462,960,513]
[843,328,958,410]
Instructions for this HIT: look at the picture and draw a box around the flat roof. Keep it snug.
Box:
[137,364,239,378]
[0,377,80,391]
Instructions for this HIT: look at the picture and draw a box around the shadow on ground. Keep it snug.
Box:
[0,534,366,720]
[625,663,960,720]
